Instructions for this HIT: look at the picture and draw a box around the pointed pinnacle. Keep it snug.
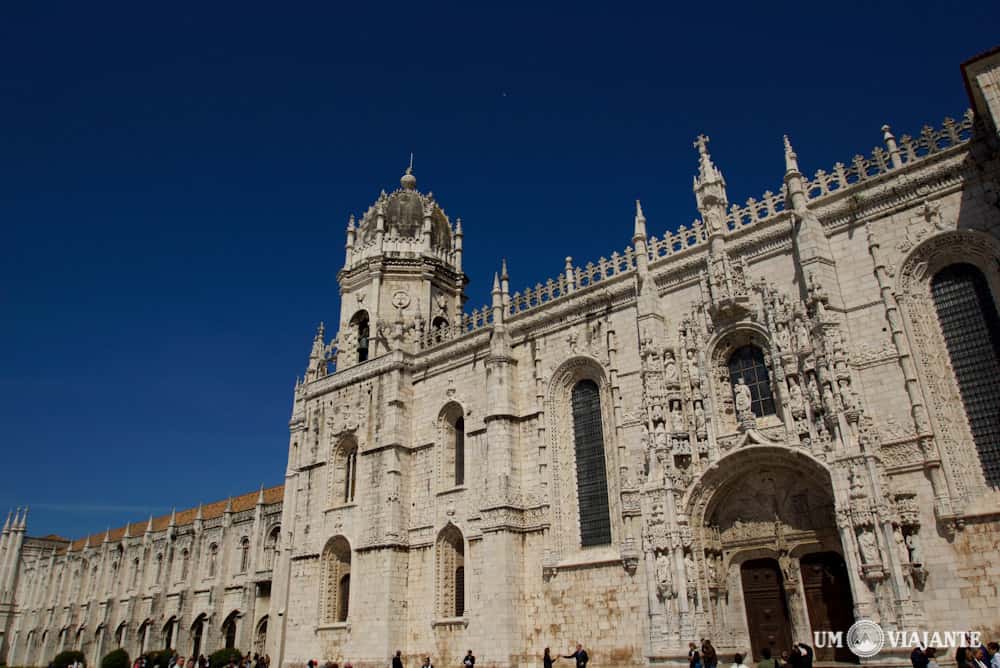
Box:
[347,214,355,230]
[501,258,509,280]
[492,272,501,293]
[146,515,154,533]
[224,496,233,513]
[636,200,645,220]
[257,485,265,505]
[2,510,10,533]
[784,135,800,173]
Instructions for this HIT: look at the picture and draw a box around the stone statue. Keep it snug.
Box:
[706,555,718,585]
[686,349,700,386]
[734,378,752,415]
[664,351,679,384]
[655,425,668,449]
[684,552,697,600]
[776,324,791,352]
[694,403,706,432]
[794,318,811,351]
[670,406,686,433]
[655,552,674,598]
[906,533,923,564]
[849,469,866,498]
[857,528,880,565]
[894,526,909,566]
[788,381,805,415]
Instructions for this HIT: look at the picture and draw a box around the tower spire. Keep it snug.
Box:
[633,199,647,241]
[783,135,800,174]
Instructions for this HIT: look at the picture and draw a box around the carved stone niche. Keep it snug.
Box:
[711,328,774,434]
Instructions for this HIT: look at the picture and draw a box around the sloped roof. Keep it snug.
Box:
[62,484,284,553]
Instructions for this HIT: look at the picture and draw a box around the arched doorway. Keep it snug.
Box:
[687,447,857,658]
[801,552,857,663]
[221,612,239,650]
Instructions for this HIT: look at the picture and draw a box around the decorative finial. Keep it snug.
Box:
[401,154,417,190]
[169,508,177,526]
[634,199,647,240]
[316,322,325,339]
[881,124,894,141]
[224,496,233,513]
[694,134,710,156]
[455,217,463,234]
[347,214,355,230]
[501,258,509,280]
[636,200,645,220]
[146,515,154,533]
[2,510,10,532]
[195,503,203,521]
[257,484,265,505]
[492,272,501,293]
[783,135,799,173]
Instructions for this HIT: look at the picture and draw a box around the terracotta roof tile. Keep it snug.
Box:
[62,485,284,553]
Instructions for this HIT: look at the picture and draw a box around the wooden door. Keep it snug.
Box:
[741,559,793,661]
[801,552,858,663]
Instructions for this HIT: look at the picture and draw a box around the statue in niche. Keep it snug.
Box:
[894,526,909,566]
[655,552,674,599]
[671,405,686,433]
[838,379,857,411]
[822,384,839,417]
[788,380,805,415]
[706,554,718,585]
[849,469,866,498]
[655,424,668,449]
[857,528,880,565]
[686,349,700,386]
[778,550,795,583]
[664,351,679,384]
[694,403,706,432]
[906,533,923,564]
[734,378,753,415]
[684,552,698,601]
[776,323,791,352]
[652,404,664,424]
[794,318,811,352]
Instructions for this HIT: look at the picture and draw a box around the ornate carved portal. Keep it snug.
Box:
[673,447,857,657]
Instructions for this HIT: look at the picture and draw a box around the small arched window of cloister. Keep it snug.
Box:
[331,436,359,505]
[438,403,465,488]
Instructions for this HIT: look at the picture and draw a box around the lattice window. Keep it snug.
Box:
[435,525,465,617]
[571,379,612,547]
[321,537,351,623]
[728,345,776,417]
[932,263,1000,487]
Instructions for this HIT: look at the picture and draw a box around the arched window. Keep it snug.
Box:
[432,316,448,343]
[162,617,176,650]
[239,537,250,573]
[180,549,190,580]
[131,558,140,590]
[435,524,465,618]
[254,616,268,655]
[154,553,163,583]
[137,621,149,654]
[331,438,359,505]
[321,537,351,624]
[351,311,370,363]
[221,613,238,650]
[932,263,1000,486]
[264,526,280,570]
[115,623,126,649]
[571,379,612,547]
[89,565,97,595]
[208,543,218,577]
[728,345,776,417]
[440,403,465,488]
[190,615,205,658]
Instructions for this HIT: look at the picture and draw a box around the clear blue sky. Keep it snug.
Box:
[2,3,997,539]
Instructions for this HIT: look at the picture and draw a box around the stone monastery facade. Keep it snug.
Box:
[4,49,1000,668]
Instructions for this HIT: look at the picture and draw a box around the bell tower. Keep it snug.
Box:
[335,162,468,367]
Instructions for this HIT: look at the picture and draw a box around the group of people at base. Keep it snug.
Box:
[689,639,813,668]
[132,652,270,668]
[911,642,1000,668]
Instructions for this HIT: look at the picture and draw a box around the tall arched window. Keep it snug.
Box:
[154,553,163,583]
[321,537,351,624]
[208,543,218,577]
[239,537,250,573]
[435,524,465,618]
[932,263,1000,486]
[131,558,140,590]
[440,403,465,488]
[190,615,205,658]
[571,379,612,547]
[221,613,238,650]
[432,316,448,343]
[162,617,176,650]
[351,311,370,363]
[115,623,125,649]
[331,438,358,505]
[264,526,280,570]
[728,345,776,417]
[180,549,190,580]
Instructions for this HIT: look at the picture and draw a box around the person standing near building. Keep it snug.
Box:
[544,648,559,668]
[392,651,404,668]
[564,644,588,668]
[463,651,475,668]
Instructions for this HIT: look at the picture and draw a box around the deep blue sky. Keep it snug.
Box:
[2,3,997,539]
